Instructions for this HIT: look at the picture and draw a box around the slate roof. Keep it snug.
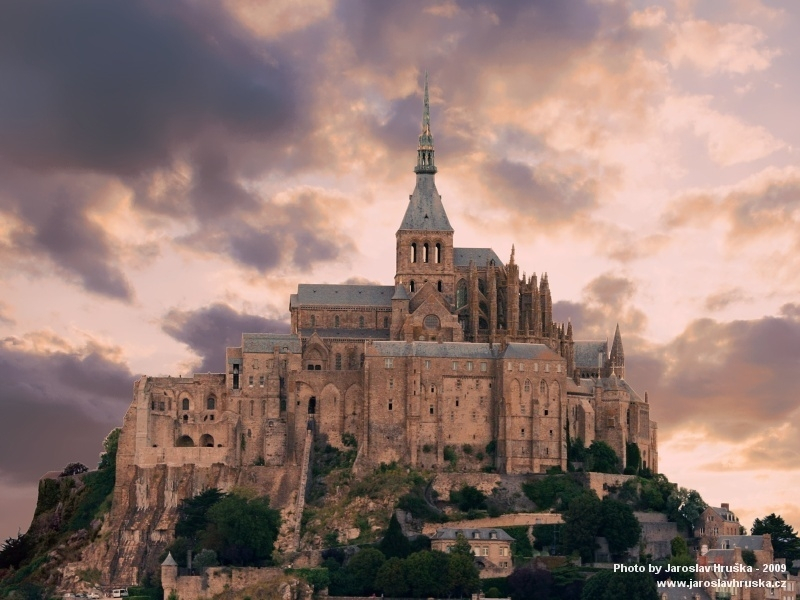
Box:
[371,341,501,359]
[162,552,178,567]
[432,528,514,541]
[501,343,561,360]
[242,333,301,354]
[716,536,763,550]
[392,284,409,300]
[294,284,395,307]
[573,340,607,369]
[398,174,453,231]
[299,328,390,340]
[453,247,503,268]
[711,506,739,521]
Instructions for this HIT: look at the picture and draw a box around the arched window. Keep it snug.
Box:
[456,280,468,309]
[199,434,214,447]
[540,380,547,396]
[308,396,317,414]
[423,243,429,263]
[411,243,417,263]
[182,398,190,411]
[437,280,442,292]
[435,243,441,263]
[176,435,194,447]
[410,280,416,293]
[206,396,216,410]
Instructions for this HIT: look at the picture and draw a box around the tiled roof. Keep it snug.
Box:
[242,333,301,354]
[299,328,390,340]
[371,341,501,359]
[453,247,503,268]
[501,343,561,360]
[398,174,453,231]
[432,528,514,541]
[573,340,607,369]
[295,284,395,307]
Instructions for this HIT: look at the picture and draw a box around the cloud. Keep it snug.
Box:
[704,288,748,312]
[161,303,290,373]
[0,333,134,485]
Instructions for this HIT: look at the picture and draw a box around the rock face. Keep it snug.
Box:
[72,401,302,586]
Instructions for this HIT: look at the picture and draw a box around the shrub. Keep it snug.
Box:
[422,444,433,453]
[443,446,456,462]
[462,444,473,454]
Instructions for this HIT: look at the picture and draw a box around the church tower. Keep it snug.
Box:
[395,73,456,304]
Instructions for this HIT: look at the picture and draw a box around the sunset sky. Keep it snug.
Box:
[2,0,800,542]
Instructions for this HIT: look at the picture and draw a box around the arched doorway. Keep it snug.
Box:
[176,435,195,447]
[308,396,317,415]
[199,434,215,447]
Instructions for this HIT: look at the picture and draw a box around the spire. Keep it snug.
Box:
[510,244,516,264]
[609,323,625,378]
[415,71,436,174]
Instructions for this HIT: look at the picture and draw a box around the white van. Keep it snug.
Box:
[111,590,128,598]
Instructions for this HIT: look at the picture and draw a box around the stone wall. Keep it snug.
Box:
[166,567,312,600]
[422,512,563,536]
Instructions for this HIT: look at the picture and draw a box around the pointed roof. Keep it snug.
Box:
[392,284,410,300]
[400,73,452,232]
[610,323,624,363]
[162,552,178,567]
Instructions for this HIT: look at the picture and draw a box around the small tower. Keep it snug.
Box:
[609,323,625,378]
[161,552,178,600]
[505,245,520,335]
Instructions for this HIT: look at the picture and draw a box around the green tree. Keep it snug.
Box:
[98,428,121,470]
[666,487,706,535]
[375,557,408,597]
[450,532,475,557]
[752,513,800,561]
[522,475,585,511]
[508,567,555,600]
[175,488,226,541]
[451,485,487,511]
[61,462,89,476]
[192,548,218,569]
[581,570,657,600]
[0,533,31,570]
[378,512,412,559]
[448,553,480,597]
[600,498,641,558]
[404,550,450,597]
[562,493,602,562]
[586,441,621,474]
[344,547,385,595]
[625,443,641,472]
[671,536,689,558]
[203,494,280,566]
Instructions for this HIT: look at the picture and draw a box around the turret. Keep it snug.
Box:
[506,245,520,335]
[161,552,178,600]
[609,323,625,378]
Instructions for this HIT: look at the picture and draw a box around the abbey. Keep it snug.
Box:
[131,77,658,478]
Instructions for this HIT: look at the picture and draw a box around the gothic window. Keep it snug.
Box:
[411,243,417,263]
[334,315,340,328]
[435,243,441,263]
[310,315,316,328]
[383,316,389,328]
[437,280,442,292]
[410,280,416,293]
[478,279,487,295]
[423,243,429,263]
[206,397,216,410]
[423,314,440,330]
[540,380,547,396]
[335,353,342,370]
[233,364,240,389]
[456,280,468,309]
[182,398,190,411]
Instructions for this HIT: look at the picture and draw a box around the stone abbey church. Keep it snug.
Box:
[131,80,658,479]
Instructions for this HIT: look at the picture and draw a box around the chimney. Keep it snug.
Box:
[721,503,729,511]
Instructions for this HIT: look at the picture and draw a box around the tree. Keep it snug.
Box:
[562,493,602,562]
[666,487,706,535]
[98,428,121,470]
[343,548,385,595]
[447,553,480,597]
[752,514,800,561]
[671,536,689,558]
[203,494,280,566]
[0,533,31,570]
[581,570,657,600]
[600,498,641,558]
[509,567,555,600]
[375,557,408,597]
[450,532,474,557]
[625,443,641,472]
[451,485,486,511]
[61,462,89,476]
[378,513,412,559]
[192,548,219,569]
[403,550,450,597]
[175,488,226,542]
[586,441,621,474]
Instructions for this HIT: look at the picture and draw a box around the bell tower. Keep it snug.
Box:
[395,72,456,304]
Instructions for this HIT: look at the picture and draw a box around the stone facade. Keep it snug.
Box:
[430,528,514,577]
[123,80,658,482]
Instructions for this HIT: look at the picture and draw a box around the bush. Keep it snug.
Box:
[422,444,433,453]
[61,462,89,476]
[443,446,456,463]
[462,444,473,454]
[342,432,357,448]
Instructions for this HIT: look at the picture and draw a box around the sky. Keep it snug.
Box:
[1,0,799,542]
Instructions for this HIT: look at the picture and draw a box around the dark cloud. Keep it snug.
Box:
[0,335,133,486]
[704,288,747,312]
[627,316,800,441]
[0,0,296,175]
[162,303,290,373]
